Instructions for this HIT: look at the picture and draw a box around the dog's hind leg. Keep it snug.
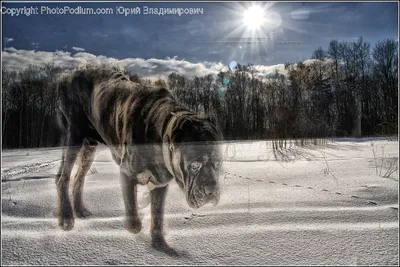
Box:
[57,128,84,231]
[120,171,142,234]
[72,138,97,218]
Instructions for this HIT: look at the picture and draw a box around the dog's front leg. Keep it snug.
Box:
[120,171,142,233]
[150,185,178,256]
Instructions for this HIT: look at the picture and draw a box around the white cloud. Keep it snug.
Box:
[291,9,310,20]
[4,37,14,44]
[252,63,288,81]
[1,48,229,80]
[31,42,39,49]
[1,48,302,82]
[92,32,108,38]
[2,48,86,71]
[72,46,85,52]
[303,58,335,66]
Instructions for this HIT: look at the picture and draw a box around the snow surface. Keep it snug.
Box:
[1,139,399,265]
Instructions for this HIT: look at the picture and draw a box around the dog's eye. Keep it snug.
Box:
[190,161,202,172]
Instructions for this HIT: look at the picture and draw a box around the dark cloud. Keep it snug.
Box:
[1,2,397,65]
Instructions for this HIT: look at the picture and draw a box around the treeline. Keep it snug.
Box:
[167,38,398,142]
[2,64,65,148]
[167,37,398,141]
[1,37,398,148]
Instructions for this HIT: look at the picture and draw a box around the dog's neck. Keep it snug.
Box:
[162,111,193,176]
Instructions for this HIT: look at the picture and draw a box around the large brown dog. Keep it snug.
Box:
[55,67,222,255]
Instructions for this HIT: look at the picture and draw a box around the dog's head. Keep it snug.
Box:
[163,113,223,208]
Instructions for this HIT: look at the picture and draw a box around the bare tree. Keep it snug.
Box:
[372,39,398,134]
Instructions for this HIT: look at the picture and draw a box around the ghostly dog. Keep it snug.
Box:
[55,67,222,255]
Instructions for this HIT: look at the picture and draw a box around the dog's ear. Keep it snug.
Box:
[172,116,195,141]
[179,117,194,131]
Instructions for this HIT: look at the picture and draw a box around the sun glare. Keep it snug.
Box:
[243,5,265,30]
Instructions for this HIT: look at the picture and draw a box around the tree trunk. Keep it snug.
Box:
[353,91,362,137]
[19,93,24,148]
[2,111,8,146]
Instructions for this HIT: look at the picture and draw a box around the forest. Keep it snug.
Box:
[1,37,398,149]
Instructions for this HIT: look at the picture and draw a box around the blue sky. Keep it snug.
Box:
[2,1,398,68]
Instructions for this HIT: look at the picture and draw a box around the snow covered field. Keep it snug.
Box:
[1,139,399,265]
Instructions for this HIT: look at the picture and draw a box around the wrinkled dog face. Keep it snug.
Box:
[172,143,222,208]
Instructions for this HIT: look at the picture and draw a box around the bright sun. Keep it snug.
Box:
[243,5,265,30]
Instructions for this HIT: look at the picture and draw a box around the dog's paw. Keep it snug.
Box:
[59,216,74,231]
[74,207,92,218]
[151,233,179,257]
[125,217,142,234]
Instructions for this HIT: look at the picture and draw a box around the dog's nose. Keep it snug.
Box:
[203,182,218,196]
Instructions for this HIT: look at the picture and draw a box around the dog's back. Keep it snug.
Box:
[56,68,132,122]
[56,67,177,148]
[56,68,121,145]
